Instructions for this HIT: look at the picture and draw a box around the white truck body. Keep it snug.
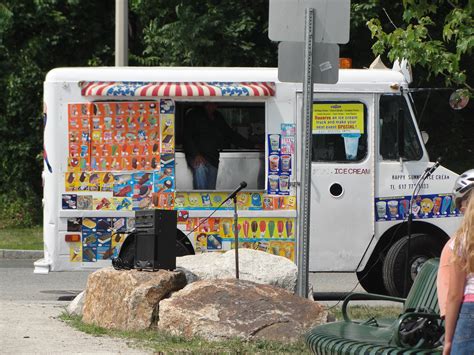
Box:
[39,66,460,296]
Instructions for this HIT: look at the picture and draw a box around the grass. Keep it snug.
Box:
[331,304,403,322]
[59,313,310,354]
[60,305,403,353]
[0,226,43,250]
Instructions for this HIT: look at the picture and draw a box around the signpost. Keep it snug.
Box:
[278,42,339,84]
[269,0,350,44]
[269,0,350,298]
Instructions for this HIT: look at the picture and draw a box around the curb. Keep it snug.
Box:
[0,249,43,260]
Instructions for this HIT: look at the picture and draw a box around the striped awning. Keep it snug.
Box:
[80,81,275,97]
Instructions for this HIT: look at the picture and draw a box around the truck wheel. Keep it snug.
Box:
[357,259,388,295]
[176,229,195,256]
[176,240,190,256]
[383,234,442,297]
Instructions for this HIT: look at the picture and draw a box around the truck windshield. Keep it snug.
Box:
[379,95,423,161]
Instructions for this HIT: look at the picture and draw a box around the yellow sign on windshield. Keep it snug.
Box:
[312,103,364,134]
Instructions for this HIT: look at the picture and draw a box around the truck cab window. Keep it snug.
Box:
[175,102,265,191]
[311,101,368,162]
[379,95,423,161]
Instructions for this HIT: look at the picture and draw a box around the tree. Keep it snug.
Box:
[367,0,473,95]
[130,0,276,67]
[0,0,115,225]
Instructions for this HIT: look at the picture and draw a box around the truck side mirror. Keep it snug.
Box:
[421,131,429,144]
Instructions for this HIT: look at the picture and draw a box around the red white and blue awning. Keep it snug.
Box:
[80,81,275,97]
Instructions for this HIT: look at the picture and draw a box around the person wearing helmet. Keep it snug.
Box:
[440,169,474,354]
[438,169,474,319]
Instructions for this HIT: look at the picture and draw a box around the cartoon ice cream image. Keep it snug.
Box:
[268,220,275,238]
[201,194,211,207]
[441,196,452,214]
[238,193,248,208]
[432,197,442,215]
[251,193,262,208]
[188,193,199,206]
[222,221,231,237]
[251,221,258,237]
[243,220,249,238]
[174,194,186,208]
[285,220,293,237]
[420,198,434,215]
[259,220,266,238]
[287,196,296,209]
[277,220,284,238]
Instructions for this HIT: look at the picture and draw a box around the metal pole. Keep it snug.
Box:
[115,0,128,66]
[233,196,240,279]
[296,8,315,298]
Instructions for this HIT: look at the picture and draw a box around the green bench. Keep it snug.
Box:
[305,258,443,354]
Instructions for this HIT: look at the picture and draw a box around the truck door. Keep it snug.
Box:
[298,94,375,271]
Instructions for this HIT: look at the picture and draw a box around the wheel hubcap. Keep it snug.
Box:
[410,256,428,280]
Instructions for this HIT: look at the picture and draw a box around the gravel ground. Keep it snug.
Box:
[0,258,153,354]
[0,300,153,355]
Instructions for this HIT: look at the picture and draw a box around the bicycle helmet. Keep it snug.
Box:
[453,169,474,207]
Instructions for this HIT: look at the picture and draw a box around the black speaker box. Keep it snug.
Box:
[134,209,177,271]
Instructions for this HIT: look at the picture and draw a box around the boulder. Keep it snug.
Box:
[177,249,297,292]
[67,290,86,316]
[82,267,186,330]
[158,278,327,342]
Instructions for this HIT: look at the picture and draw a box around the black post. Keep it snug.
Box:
[404,212,413,297]
[233,196,239,279]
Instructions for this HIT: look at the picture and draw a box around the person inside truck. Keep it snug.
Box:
[439,169,474,354]
[183,102,256,190]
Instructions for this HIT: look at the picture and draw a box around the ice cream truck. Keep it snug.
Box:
[38,65,462,296]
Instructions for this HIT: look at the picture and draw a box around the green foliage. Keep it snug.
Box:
[367,0,473,93]
[0,0,115,225]
[330,305,403,322]
[0,194,40,228]
[134,0,276,67]
[0,226,42,249]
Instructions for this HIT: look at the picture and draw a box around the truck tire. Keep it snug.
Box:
[357,259,388,295]
[383,234,442,297]
[176,229,195,256]
[176,240,190,256]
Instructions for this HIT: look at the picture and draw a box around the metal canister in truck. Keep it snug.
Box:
[37,65,462,297]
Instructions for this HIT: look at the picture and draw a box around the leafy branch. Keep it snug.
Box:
[367,0,473,94]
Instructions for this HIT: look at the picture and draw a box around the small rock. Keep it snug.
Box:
[67,290,86,316]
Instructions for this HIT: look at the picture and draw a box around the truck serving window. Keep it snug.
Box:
[311,101,368,162]
[379,95,423,161]
[175,102,265,191]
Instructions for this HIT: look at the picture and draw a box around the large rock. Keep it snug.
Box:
[82,267,186,330]
[158,278,327,342]
[177,249,297,292]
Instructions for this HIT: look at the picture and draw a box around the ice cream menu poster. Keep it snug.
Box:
[65,100,176,211]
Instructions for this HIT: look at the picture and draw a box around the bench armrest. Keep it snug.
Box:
[342,293,405,322]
